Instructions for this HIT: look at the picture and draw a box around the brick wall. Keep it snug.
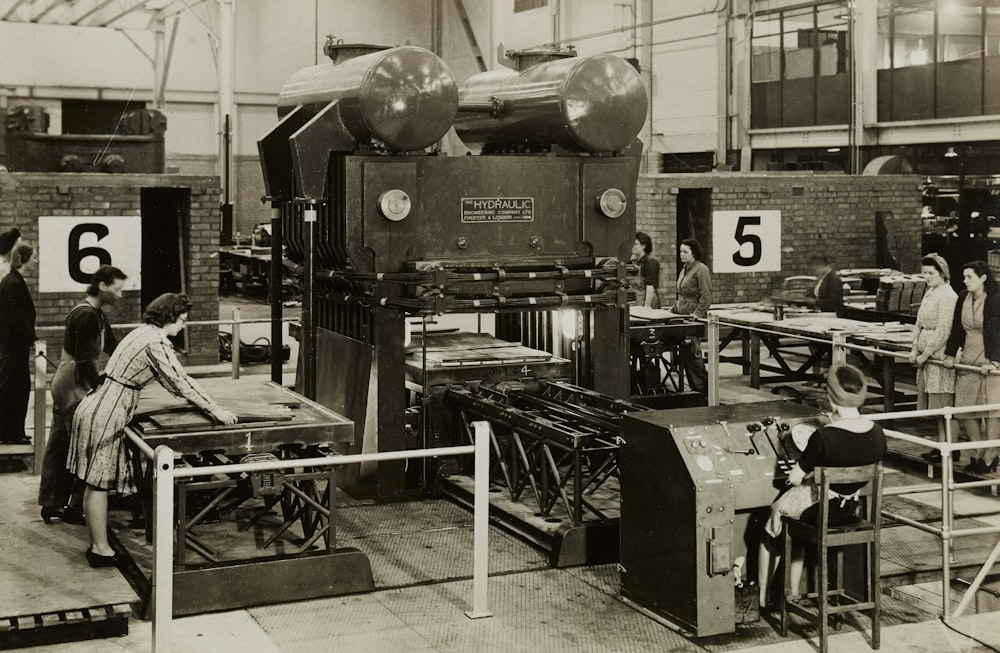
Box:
[637,173,924,306]
[235,155,268,236]
[0,172,221,366]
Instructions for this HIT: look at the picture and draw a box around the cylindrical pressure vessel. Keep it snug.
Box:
[277,45,458,152]
[454,52,647,153]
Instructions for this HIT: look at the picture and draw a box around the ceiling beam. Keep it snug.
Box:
[2,0,32,21]
[31,0,64,22]
[97,0,149,27]
[72,0,119,25]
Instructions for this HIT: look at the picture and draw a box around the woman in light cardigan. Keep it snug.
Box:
[909,254,957,462]
[672,238,712,394]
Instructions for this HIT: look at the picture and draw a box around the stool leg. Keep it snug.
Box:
[781,528,791,637]
[819,541,829,653]
[834,547,844,631]
[872,539,881,649]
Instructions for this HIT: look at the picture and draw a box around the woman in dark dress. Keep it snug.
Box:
[630,231,660,309]
[944,260,1000,474]
[757,363,887,607]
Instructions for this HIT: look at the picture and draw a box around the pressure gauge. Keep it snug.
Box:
[378,189,411,221]
[595,188,627,218]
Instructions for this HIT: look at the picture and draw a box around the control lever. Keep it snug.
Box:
[744,422,762,455]
[719,420,754,455]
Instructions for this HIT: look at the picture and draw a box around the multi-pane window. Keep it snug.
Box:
[750,2,851,129]
[878,0,1000,120]
[514,0,547,12]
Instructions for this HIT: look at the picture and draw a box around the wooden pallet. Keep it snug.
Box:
[0,603,131,650]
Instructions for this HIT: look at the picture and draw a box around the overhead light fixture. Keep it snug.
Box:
[944,146,958,158]
[826,147,842,153]
[834,13,850,20]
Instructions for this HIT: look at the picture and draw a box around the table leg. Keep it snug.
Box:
[881,355,896,412]
[750,332,761,389]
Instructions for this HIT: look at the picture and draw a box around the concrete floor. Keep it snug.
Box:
[4,301,1000,652]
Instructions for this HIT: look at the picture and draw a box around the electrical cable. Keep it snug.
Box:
[938,616,1000,653]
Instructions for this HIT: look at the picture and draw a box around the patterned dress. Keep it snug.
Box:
[911,284,957,410]
[68,324,219,494]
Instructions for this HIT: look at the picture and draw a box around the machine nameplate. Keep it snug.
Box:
[461,197,534,223]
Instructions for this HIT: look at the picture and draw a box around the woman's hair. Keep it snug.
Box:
[143,293,192,327]
[635,231,653,256]
[680,238,703,261]
[962,260,998,295]
[87,265,128,297]
[920,255,949,281]
[826,362,867,408]
[808,253,830,266]
[11,244,32,270]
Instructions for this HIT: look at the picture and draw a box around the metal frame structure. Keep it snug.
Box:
[128,422,494,653]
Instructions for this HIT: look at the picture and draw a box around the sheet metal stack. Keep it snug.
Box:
[874,274,926,313]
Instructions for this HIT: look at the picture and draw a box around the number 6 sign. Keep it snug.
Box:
[711,210,781,273]
[38,216,142,292]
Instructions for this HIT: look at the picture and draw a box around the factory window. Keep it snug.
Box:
[61,99,146,135]
[749,2,850,129]
[514,0,547,12]
[877,0,1000,121]
[661,151,715,173]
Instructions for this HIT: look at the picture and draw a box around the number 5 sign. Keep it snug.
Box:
[38,216,141,293]
[711,210,781,273]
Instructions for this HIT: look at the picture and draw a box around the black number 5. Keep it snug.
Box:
[732,216,762,266]
[68,223,112,283]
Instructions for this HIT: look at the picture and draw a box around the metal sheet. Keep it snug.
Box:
[131,378,353,453]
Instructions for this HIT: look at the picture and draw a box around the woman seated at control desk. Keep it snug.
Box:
[757,363,887,608]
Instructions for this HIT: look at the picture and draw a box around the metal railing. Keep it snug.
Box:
[28,309,299,473]
[705,314,1000,621]
[127,421,494,653]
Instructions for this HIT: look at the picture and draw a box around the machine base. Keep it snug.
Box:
[442,474,619,568]
[140,548,374,617]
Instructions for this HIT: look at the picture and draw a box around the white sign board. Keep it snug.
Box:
[711,210,782,274]
[38,216,141,293]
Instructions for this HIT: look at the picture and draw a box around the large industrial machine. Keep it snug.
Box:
[618,401,830,636]
[3,104,166,173]
[259,38,649,517]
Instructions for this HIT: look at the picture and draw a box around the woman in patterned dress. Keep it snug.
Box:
[908,254,957,462]
[68,293,237,567]
[944,261,1000,475]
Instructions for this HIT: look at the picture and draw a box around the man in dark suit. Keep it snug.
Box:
[805,254,844,386]
[0,231,36,444]
[805,254,844,314]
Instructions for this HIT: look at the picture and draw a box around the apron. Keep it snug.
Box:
[629,258,660,309]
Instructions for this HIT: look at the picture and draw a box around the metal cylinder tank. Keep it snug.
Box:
[277,44,458,152]
[454,51,647,153]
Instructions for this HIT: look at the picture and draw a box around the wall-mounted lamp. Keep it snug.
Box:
[944,146,959,158]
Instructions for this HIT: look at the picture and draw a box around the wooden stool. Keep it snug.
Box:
[780,463,883,653]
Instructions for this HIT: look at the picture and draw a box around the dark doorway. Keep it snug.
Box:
[141,188,189,348]
[676,188,713,269]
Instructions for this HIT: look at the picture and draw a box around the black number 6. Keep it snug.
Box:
[732,216,762,266]
[68,223,112,283]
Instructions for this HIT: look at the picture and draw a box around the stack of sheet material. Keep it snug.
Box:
[875,275,926,312]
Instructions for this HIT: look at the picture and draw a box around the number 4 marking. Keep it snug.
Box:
[521,365,530,375]
[733,216,762,267]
